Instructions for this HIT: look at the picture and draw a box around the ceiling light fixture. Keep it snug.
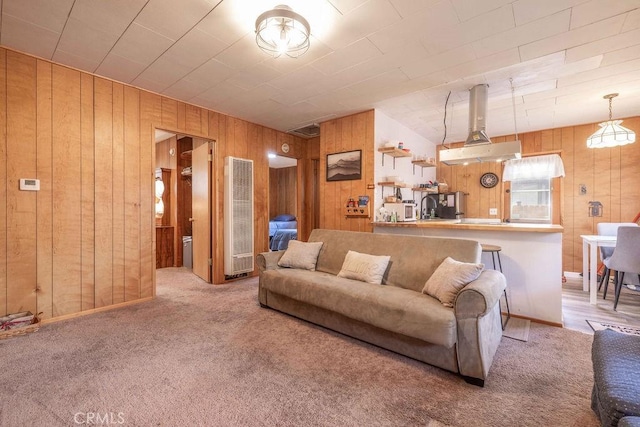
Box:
[586,93,635,148]
[255,5,310,58]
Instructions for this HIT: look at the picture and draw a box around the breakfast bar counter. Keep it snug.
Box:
[373,220,564,325]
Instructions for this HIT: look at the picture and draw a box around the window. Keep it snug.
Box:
[509,178,551,223]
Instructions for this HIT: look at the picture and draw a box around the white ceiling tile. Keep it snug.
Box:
[69,0,146,37]
[519,14,627,61]
[310,38,382,75]
[129,76,170,94]
[473,10,569,58]
[225,63,283,90]
[566,28,640,63]
[269,67,331,91]
[570,0,640,29]
[387,0,440,18]
[450,0,513,22]
[213,33,267,70]
[0,14,60,59]
[512,0,588,26]
[134,56,192,90]
[135,0,217,41]
[191,80,245,106]
[558,58,640,88]
[111,23,174,65]
[195,0,250,45]
[162,78,210,100]
[164,28,227,70]
[95,53,148,83]
[51,49,101,73]
[622,7,640,31]
[325,0,370,15]
[56,17,119,70]
[401,45,477,79]
[3,0,74,33]
[183,58,235,87]
[601,43,640,66]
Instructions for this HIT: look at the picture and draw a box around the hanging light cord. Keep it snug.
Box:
[510,78,518,141]
[441,91,451,148]
[608,96,613,120]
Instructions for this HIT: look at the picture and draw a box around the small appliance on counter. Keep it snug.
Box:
[420,192,466,220]
[383,202,416,222]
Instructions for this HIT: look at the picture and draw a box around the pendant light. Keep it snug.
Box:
[586,93,635,148]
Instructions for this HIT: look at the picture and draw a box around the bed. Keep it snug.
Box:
[269,214,298,250]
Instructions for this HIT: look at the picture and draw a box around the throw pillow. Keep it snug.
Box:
[337,250,391,285]
[422,257,484,307]
[277,240,323,271]
[272,214,296,221]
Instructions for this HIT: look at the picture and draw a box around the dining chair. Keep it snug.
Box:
[596,222,638,299]
[602,226,640,310]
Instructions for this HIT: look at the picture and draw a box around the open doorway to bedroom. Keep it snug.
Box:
[268,154,298,251]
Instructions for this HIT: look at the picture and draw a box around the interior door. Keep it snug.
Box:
[191,142,211,282]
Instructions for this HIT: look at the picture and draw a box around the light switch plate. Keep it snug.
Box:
[489,208,498,215]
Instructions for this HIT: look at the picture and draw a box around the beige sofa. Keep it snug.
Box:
[257,229,506,386]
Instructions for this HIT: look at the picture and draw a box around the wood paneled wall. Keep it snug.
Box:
[0,47,308,320]
[436,117,640,273]
[269,166,297,220]
[319,111,375,232]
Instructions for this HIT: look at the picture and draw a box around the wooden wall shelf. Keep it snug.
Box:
[345,205,370,218]
[378,147,412,168]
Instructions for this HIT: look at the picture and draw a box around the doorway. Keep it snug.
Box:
[155,129,214,283]
[268,154,298,251]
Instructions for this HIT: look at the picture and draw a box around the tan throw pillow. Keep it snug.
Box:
[277,240,324,271]
[337,250,391,285]
[422,257,484,307]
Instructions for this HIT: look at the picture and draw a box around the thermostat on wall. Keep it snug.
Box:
[19,178,40,191]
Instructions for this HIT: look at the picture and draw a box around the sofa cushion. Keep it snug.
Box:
[277,240,324,271]
[422,257,484,307]
[261,268,457,348]
[337,250,390,284]
[308,229,481,293]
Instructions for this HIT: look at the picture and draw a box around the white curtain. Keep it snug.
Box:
[502,154,565,181]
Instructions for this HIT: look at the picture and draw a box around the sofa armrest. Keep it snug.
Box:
[455,270,506,319]
[256,250,285,272]
[454,269,506,384]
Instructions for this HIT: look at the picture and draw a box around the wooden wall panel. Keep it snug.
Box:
[52,64,82,316]
[319,111,375,233]
[112,83,125,304]
[36,60,53,319]
[94,78,114,308]
[80,73,95,311]
[0,50,6,316]
[124,86,141,301]
[139,91,161,298]
[6,51,38,315]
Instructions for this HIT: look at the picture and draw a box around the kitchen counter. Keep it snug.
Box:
[373,220,564,325]
[373,219,563,233]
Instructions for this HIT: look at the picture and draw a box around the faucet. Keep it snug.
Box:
[420,195,438,219]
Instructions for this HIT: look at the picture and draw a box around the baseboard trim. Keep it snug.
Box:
[503,312,563,328]
[40,297,154,325]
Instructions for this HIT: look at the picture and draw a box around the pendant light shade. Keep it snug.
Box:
[255,5,310,58]
[587,93,636,148]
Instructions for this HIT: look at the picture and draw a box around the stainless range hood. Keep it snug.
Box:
[440,84,522,165]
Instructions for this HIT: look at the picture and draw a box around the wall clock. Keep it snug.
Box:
[281,143,290,154]
[480,172,499,188]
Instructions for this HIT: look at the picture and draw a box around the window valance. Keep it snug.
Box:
[503,154,565,181]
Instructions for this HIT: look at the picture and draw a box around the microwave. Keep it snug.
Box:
[384,203,417,222]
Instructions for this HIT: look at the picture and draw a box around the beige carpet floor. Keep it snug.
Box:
[0,267,598,426]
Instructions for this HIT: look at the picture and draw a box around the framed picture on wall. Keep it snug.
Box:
[326,149,362,182]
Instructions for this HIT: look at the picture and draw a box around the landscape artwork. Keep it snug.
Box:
[326,150,362,181]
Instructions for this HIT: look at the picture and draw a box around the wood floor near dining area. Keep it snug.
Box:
[562,274,640,334]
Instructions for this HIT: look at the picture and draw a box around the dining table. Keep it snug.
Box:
[581,234,617,304]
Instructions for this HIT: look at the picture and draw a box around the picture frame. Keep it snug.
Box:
[326,149,362,182]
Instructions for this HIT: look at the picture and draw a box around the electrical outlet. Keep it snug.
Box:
[489,208,498,215]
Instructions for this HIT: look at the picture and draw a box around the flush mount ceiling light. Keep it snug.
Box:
[255,5,310,58]
[587,93,636,148]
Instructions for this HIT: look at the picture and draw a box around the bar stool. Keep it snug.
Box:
[481,244,510,330]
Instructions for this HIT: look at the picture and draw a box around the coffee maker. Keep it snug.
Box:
[436,191,466,219]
